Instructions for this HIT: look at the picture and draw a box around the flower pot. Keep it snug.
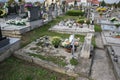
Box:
[65,48,71,53]
[54,45,59,48]
[115,36,120,38]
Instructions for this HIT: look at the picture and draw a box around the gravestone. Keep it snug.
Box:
[0,26,9,48]
[28,6,40,21]
[8,4,18,15]
[19,4,25,13]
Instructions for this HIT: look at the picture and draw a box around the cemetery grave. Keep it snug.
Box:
[14,33,94,77]
[15,35,81,76]
[0,26,20,62]
[49,19,94,35]
[0,6,43,37]
[97,17,120,25]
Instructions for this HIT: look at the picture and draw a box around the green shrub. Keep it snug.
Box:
[115,23,120,28]
[76,19,84,24]
[52,36,61,47]
[66,10,85,16]
[70,58,78,65]
[86,19,90,25]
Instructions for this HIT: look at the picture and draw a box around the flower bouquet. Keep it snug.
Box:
[0,9,6,18]
[61,39,79,53]
[110,17,118,22]
[6,19,26,26]
[24,3,33,11]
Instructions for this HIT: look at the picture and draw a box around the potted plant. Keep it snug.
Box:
[76,19,84,27]
[52,36,61,48]
[61,39,79,53]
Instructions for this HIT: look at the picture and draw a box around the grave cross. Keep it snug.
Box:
[69,34,75,57]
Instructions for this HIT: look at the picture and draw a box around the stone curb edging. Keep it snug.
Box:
[105,46,120,80]
[13,51,79,78]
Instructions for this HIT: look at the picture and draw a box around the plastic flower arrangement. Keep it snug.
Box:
[67,22,72,28]
[61,39,79,51]
[110,17,118,22]
[0,9,6,18]
[6,19,27,26]
[96,7,106,12]
[42,13,48,20]
[24,3,33,10]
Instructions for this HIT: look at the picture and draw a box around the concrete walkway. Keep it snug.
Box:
[91,32,116,80]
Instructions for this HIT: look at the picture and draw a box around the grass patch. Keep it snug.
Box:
[91,37,96,48]
[94,24,102,32]
[0,56,75,80]
[70,58,78,65]
[29,53,67,67]
[21,15,84,48]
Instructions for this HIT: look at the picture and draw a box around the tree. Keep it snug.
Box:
[113,3,117,8]
[117,1,120,8]
[101,0,106,7]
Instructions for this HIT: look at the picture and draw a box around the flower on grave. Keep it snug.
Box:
[6,19,26,26]
[96,7,106,12]
[67,22,72,28]
[61,39,79,49]
[51,36,61,48]
[24,3,33,11]
[114,22,120,28]
[42,13,48,20]
[110,17,118,22]
[0,9,6,17]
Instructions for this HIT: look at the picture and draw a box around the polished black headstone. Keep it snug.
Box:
[28,6,41,21]
[0,27,9,48]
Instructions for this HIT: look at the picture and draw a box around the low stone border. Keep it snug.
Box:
[0,38,20,62]
[106,46,120,80]
[14,51,79,77]
[2,19,43,38]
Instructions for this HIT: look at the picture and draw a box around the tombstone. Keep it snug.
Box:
[0,26,9,48]
[54,3,58,17]
[28,6,41,21]
[19,4,25,14]
[8,3,18,15]
[48,6,53,19]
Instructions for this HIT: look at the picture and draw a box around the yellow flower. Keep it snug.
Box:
[0,9,6,17]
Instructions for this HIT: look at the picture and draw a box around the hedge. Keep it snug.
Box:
[66,10,85,16]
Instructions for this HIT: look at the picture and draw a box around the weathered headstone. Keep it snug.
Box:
[0,26,9,48]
